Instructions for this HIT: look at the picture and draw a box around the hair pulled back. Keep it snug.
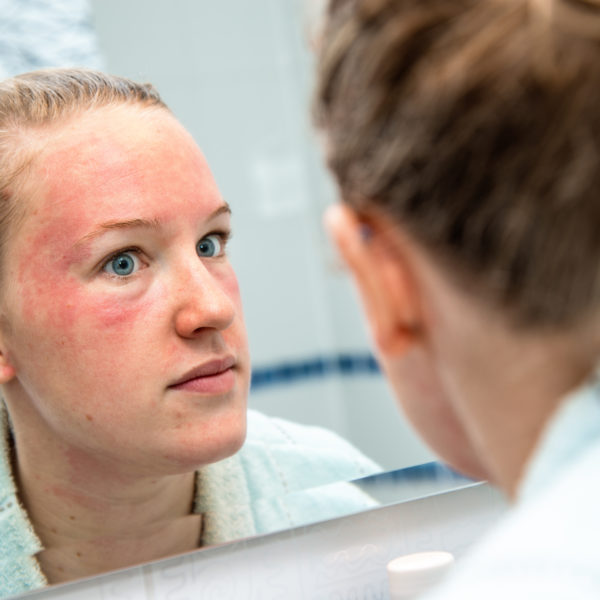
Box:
[315,0,600,328]
[0,68,167,258]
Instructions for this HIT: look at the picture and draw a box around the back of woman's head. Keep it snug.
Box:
[0,68,167,258]
[315,0,600,329]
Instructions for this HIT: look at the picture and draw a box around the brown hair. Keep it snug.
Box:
[0,68,167,256]
[314,0,600,328]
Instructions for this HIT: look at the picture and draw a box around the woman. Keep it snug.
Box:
[315,0,600,597]
[0,68,378,596]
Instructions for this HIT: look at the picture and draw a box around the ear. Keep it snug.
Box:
[324,203,421,357]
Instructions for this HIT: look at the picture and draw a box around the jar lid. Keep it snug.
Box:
[387,551,455,597]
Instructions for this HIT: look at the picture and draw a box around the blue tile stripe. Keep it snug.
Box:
[250,353,381,391]
[358,460,474,485]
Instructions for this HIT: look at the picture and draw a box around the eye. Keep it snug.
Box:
[196,234,224,258]
[102,251,142,277]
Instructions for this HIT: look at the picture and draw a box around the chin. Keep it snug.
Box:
[442,453,491,482]
[169,411,248,471]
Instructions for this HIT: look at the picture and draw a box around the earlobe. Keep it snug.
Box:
[324,203,422,358]
[0,330,17,384]
[0,356,16,384]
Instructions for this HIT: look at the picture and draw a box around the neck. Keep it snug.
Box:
[446,331,592,498]
[407,241,600,499]
[429,291,596,499]
[12,439,201,584]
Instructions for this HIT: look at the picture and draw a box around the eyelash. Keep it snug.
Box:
[209,230,231,253]
[99,230,232,278]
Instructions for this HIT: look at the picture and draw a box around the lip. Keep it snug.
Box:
[168,356,237,388]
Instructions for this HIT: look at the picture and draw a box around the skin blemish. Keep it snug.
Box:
[85,414,93,422]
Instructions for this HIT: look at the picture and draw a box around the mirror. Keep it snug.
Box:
[0,1,468,598]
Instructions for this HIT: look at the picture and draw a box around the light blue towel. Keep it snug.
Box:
[0,406,46,596]
[198,410,381,542]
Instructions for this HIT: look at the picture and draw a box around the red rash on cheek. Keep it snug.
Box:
[14,244,150,341]
[12,212,86,331]
[11,189,151,335]
[92,294,153,329]
[11,178,96,328]
[15,260,80,332]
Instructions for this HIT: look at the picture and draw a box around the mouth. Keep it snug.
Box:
[168,356,237,395]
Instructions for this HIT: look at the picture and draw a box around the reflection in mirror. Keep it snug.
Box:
[88,0,436,471]
[211,461,479,540]
[0,68,382,598]
[353,462,479,506]
[0,1,458,598]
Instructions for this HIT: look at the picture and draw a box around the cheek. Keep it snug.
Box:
[11,224,86,329]
[221,269,244,316]
[16,276,81,335]
[13,286,162,414]
[221,270,248,343]
[92,293,154,329]
[20,278,140,330]
[14,272,155,364]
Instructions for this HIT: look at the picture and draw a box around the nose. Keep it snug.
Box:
[172,260,237,339]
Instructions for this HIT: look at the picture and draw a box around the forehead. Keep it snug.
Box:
[17,105,220,230]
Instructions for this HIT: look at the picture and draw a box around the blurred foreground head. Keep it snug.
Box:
[314,0,600,490]
[315,0,600,329]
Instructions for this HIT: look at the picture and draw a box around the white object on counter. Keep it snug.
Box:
[387,551,455,599]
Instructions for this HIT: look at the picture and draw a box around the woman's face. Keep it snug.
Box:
[0,105,250,475]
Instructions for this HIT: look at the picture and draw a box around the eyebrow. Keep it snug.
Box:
[73,203,232,248]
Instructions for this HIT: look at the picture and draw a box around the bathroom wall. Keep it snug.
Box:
[89,0,434,470]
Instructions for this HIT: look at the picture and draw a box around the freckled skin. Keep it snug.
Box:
[0,106,251,481]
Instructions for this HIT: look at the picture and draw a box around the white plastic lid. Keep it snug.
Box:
[387,551,455,598]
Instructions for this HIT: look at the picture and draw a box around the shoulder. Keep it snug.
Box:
[238,410,380,534]
[246,409,368,451]
[243,409,381,492]
[425,441,600,600]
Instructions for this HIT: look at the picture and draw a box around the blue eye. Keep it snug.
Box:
[103,252,140,277]
[196,234,223,258]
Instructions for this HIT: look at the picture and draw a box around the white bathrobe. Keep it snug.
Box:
[0,407,379,597]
